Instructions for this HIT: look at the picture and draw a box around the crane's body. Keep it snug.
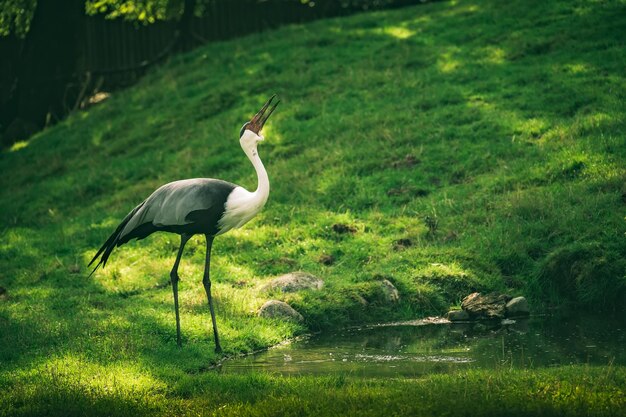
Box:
[89,95,279,352]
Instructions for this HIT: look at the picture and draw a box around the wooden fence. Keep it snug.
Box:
[0,0,430,144]
[79,0,425,85]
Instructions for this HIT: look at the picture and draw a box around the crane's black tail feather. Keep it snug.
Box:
[88,202,145,277]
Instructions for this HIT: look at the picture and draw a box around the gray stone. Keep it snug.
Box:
[258,300,304,322]
[461,292,511,319]
[380,279,400,303]
[262,271,324,293]
[446,310,470,321]
[505,296,530,317]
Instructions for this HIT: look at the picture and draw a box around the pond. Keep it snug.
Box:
[220,313,626,377]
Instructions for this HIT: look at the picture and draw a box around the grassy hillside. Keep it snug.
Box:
[1,0,625,414]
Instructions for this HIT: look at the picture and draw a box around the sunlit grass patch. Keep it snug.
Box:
[437,49,461,73]
[2,365,624,417]
[2,355,168,417]
[382,26,415,40]
[9,141,29,152]
[481,46,507,65]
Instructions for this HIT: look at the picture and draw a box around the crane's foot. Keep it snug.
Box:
[214,344,222,354]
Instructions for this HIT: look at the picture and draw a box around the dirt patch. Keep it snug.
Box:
[332,223,357,234]
[387,187,429,197]
[319,254,335,265]
[391,154,420,168]
[443,231,458,242]
[393,238,413,250]
[260,257,298,269]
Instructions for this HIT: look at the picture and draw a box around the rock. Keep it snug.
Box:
[505,296,530,317]
[446,310,470,321]
[258,300,304,322]
[380,279,399,303]
[461,292,511,319]
[86,91,110,106]
[262,271,324,293]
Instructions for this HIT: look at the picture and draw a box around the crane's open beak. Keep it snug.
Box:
[248,94,280,134]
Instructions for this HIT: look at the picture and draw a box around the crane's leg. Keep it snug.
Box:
[202,235,222,353]
[170,234,191,347]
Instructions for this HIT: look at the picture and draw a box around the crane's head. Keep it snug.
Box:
[239,95,280,146]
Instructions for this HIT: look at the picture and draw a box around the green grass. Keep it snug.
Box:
[1,0,626,415]
[2,366,625,417]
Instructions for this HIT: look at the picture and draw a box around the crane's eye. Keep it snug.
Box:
[239,122,250,138]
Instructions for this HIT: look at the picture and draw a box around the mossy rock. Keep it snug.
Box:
[536,242,626,311]
[414,263,484,304]
[258,300,304,322]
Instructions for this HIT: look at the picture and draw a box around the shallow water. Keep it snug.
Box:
[220,314,625,377]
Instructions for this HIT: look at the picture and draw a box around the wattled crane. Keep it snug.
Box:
[89,95,280,352]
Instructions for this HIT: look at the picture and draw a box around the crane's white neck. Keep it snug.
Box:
[216,130,270,235]
[241,130,269,204]
[246,145,269,201]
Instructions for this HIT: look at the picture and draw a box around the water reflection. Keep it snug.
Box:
[220,314,625,377]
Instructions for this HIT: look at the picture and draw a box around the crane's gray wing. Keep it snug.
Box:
[89,178,236,275]
[119,178,236,242]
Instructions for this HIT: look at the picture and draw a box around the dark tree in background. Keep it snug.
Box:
[84,0,200,49]
[0,0,403,146]
[0,0,199,145]
[0,0,38,142]
[0,0,37,37]
[177,0,196,51]
[14,0,84,128]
